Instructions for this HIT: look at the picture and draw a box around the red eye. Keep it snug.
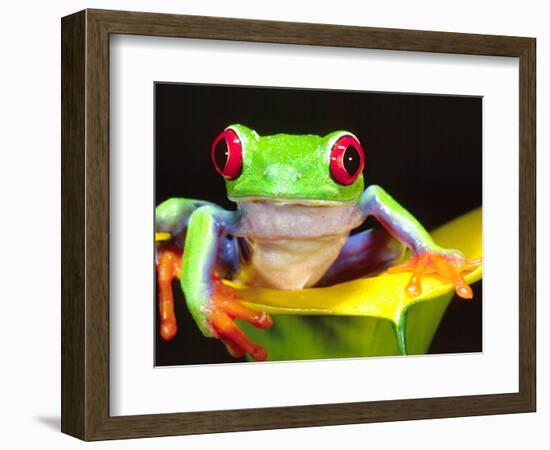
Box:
[329,135,365,185]
[211,128,243,179]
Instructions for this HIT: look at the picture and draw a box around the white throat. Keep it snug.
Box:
[233,201,364,290]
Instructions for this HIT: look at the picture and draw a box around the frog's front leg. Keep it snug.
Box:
[360,185,481,298]
[156,198,212,340]
[183,205,273,361]
[156,198,245,341]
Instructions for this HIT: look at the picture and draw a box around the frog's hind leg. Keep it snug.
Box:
[316,228,406,287]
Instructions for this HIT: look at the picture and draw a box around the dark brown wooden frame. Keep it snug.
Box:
[61,8,536,441]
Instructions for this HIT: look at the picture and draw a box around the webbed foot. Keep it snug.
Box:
[387,249,481,299]
[207,275,273,361]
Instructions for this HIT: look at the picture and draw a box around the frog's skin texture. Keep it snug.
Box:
[156,124,481,361]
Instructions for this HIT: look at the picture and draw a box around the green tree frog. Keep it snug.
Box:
[156,124,480,361]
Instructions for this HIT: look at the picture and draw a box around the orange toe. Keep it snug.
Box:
[160,320,178,340]
[207,278,272,361]
[389,251,480,300]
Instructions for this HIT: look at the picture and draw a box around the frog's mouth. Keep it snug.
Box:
[233,199,365,240]
[229,196,353,207]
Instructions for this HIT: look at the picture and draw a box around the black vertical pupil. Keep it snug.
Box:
[214,138,230,170]
[343,145,361,176]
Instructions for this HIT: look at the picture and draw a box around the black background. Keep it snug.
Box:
[155,82,482,366]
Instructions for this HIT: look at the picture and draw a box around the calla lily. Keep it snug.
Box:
[227,208,482,361]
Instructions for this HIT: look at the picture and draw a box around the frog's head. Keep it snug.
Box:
[211,124,365,204]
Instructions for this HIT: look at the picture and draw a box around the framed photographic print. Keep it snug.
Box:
[61,9,536,440]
